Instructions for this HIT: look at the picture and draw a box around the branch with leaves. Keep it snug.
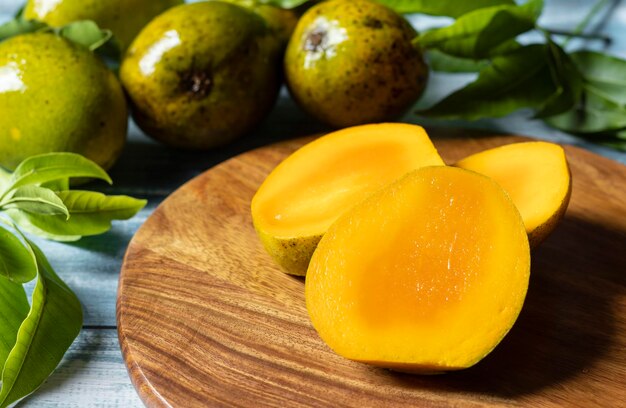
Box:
[0,153,145,407]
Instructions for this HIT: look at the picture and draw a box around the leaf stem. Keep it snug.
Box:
[541,28,612,45]
[562,0,610,47]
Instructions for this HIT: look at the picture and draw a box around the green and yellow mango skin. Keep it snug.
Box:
[285,0,428,128]
[24,0,183,50]
[254,225,321,277]
[0,33,127,170]
[120,1,282,149]
[218,0,298,48]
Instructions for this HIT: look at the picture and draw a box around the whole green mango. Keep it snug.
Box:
[120,1,282,149]
[0,32,127,170]
[23,0,183,50]
[285,0,429,128]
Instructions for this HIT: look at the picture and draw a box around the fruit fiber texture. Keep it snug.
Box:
[120,1,282,149]
[0,32,127,170]
[24,0,183,50]
[456,141,571,247]
[251,123,444,276]
[306,166,530,372]
[285,0,428,128]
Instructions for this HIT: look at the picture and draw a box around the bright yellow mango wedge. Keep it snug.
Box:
[251,123,444,275]
[306,166,530,372]
[455,141,571,247]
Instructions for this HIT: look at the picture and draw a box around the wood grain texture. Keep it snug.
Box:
[117,129,626,407]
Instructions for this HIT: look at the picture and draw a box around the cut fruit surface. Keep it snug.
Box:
[251,123,444,275]
[455,141,571,247]
[306,166,530,372]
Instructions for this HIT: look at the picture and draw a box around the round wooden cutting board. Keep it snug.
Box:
[117,129,626,407]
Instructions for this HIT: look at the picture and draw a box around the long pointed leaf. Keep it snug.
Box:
[0,238,82,408]
[0,279,29,366]
[534,38,583,118]
[1,186,69,218]
[0,224,36,283]
[0,169,10,192]
[544,90,626,133]
[376,0,514,17]
[8,191,146,240]
[571,51,626,105]
[418,44,556,120]
[4,153,112,198]
[417,0,543,58]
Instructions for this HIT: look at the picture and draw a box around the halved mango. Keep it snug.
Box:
[306,166,530,372]
[455,141,571,247]
[251,123,444,275]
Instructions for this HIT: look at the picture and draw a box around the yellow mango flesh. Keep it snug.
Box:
[306,166,530,372]
[251,123,444,275]
[455,141,571,247]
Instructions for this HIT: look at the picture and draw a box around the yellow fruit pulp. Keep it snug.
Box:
[306,166,530,372]
[456,141,571,246]
[251,123,444,275]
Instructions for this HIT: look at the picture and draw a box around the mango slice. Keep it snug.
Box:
[455,141,571,247]
[306,166,530,372]
[251,123,444,275]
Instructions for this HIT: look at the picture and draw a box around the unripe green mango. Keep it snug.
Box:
[120,1,282,149]
[23,0,183,50]
[0,32,127,170]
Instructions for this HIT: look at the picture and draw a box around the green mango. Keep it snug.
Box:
[23,0,183,50]
[0,32,127,171]
[218,0,298,48]
[284,0,429,128]
[120,1,282,149]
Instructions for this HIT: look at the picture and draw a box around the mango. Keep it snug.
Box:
[251,123,444,275]
[306,166,530,372]
[455,141,571,247]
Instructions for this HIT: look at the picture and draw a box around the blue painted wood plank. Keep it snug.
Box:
[19,329,142,407]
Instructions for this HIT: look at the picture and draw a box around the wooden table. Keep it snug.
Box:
[1,0,624,406]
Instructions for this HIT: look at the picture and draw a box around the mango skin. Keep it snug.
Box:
[219,0,298,48]
[284,0,428,128]
[526,174,571,248]
[254,226,321,276]
[120,1,282,149]
[24,0,183,50]
[0,33,127,170]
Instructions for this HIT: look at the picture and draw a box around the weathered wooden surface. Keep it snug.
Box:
[1,0,625,406]
[118,133,626,407]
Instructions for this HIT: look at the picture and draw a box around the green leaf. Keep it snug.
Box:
[0,237,82,408]
[544,51,626,135]
[57,20,113,51]
[5,211,81,242]
[416,0,543,58]
[2,153,112,199]
[426,49,488,72]
[0,224,36,283]
[0,18,48,43]
[0,279,29,367]
[256,0,311,9]
[418,44,556,120]
[8,191,146,240]
[40,178,70,192]
[14,6,25,19]
[571,51,626,105]
[1,186,69,218]
[544,90,626,133]
[376,0,514,17]
[534,38,583,118]
[0,169,10,192]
